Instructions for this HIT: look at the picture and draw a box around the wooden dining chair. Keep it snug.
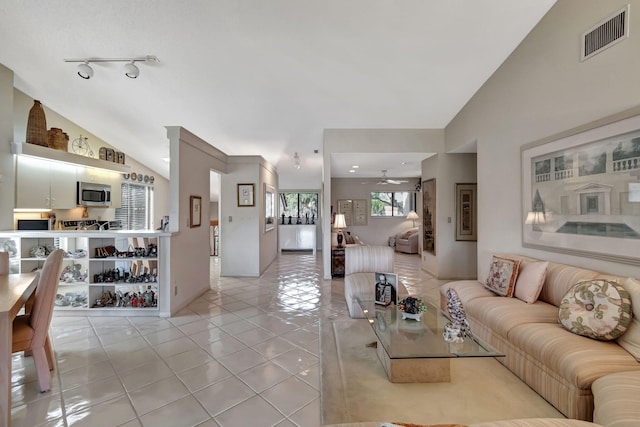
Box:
[0,251,8,275]
[12,249,64,392]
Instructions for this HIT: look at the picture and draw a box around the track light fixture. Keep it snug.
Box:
[293,152,301,169]
[124,61,139,79]
[64,55,159,79]
[76,61,94,79]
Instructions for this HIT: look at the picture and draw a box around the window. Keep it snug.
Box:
[280,192,318,222]
[370,191,416,217]
[116,183,154,230]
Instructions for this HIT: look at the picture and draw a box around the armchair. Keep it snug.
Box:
[394,227,419,254]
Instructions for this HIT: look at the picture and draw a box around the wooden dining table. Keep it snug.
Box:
[0,272,38,427]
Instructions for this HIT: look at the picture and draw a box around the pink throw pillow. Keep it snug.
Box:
[514,261,549,304]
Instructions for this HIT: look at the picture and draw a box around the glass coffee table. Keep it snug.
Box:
[356,297,503,383]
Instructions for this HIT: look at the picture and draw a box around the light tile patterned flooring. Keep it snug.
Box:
[11,251,436,427]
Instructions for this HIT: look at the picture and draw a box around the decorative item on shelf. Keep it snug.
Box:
[398,296,426,321]
[26,100,48,147]
[116,151,125,164]
[55,291,88,308]
[59,263,88,283]
[94,245,117,258]
[0,240,17,257]
[106,148,115,162]
[72,134,94,156]
[64,249,87,258]
[47,127,69,151]
[131,172,137,181]
[30,245,56,258]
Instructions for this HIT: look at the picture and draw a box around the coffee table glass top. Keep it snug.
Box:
[356,297,503,359]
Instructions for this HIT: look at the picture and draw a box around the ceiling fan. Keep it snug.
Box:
[376,170,408,185]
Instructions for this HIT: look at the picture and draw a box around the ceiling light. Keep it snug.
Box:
[64,55,159,79]
[349,169,355,173]
[77,62,94,79]
[124,61,139,78]
[352,165,359,168]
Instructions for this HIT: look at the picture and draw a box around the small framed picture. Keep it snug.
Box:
[374,272,398,306]
[237,183,255,207]
[190,195,202,228]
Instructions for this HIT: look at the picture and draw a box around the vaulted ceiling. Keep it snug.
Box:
[0,0,556,191]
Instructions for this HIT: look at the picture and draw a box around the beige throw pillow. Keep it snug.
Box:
[617,277,640,360]
[514,261,549,304]
[484,256,521,297]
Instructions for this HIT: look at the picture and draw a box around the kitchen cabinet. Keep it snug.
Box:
[15,156,77,209]
[279,225,316,254]
[0,231,169,316]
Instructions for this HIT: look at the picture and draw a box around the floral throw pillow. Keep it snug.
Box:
[559,279,633,341]
[484,256,521,297]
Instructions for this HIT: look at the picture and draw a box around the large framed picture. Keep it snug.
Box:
[522,112,640,265]
[237,183,255,207]
[265,183,275,232]
[189,195,202,228]
[456,183,477,241]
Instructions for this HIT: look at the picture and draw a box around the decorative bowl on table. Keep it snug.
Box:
[398,296,426,321]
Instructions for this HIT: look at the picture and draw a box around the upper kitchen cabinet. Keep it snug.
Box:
[16,156,77,209]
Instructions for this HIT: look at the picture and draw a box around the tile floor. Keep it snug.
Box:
[11,251,433,427]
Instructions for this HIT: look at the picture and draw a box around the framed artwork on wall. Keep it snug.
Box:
[522,111,640,265]
[189,195,202,228]
[237,183,255,207]
[422,179,436,255]
[337,199,354,226]
[455,183,477,241]
[265,183,275,232]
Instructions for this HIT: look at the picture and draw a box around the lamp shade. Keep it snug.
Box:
[333,213,347,229]
[407,211,419,220]
[525,211,546,225]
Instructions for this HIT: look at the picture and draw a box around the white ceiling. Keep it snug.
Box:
[0,0,556,200]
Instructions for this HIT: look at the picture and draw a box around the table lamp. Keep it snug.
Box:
[333,213,347,248]
[407,210,419,227]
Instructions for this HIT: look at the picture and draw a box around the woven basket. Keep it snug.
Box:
[26,100,48,146]
[47,127,68,151]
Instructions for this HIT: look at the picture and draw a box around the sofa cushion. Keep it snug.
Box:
[558,280,632,341]
[617,277,640,360]
[484,256,521,297]
[514,261,549,304]
[464,297,559,339]
[508,323,640,389]
[538,264,600,307]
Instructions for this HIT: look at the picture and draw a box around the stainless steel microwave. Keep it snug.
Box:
[77,182,111,207]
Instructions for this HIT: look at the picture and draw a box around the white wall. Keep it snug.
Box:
[166,127,227,315]
[331,177,419,246]
[220,156,279,277]
[209,202,218,220]
[421,153,477,279]
[0,65,14,230]
[446,0,640,279]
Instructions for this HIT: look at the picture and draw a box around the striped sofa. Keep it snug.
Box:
[344,245,407,318]
[439,254,640,422]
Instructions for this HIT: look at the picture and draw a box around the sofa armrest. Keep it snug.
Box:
[592,370,640,427]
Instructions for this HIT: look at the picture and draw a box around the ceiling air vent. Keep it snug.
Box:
[581,5,630,61]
